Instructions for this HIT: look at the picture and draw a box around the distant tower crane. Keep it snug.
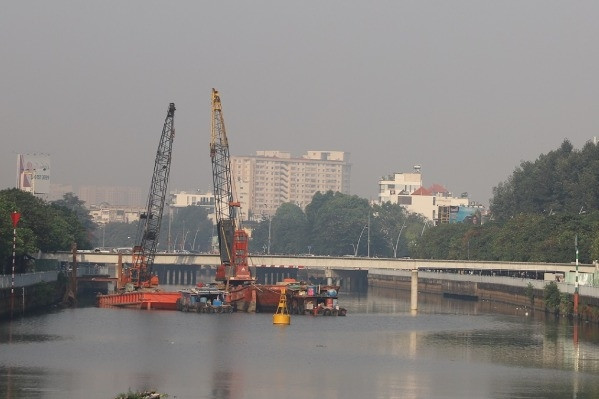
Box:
[125,103,176,289]
[210,89,252,287]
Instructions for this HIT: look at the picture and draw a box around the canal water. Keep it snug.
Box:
[1,287,599,399]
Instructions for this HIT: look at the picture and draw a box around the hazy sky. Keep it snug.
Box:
[2,2,599,207]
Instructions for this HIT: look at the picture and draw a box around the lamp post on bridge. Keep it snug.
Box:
[354,225,368,257]
[393,222,406,258]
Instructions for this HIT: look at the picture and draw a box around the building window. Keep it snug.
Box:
[398,196,412,205]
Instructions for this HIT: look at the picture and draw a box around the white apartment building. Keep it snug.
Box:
[89,205,145,225]
[170,191,216,223]
[231,150,351,220]
[378,167,469,222]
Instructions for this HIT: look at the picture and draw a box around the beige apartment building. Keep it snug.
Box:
[231,150,351,220]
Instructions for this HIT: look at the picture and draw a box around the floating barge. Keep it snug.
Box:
[97,280,347,316]
[97,290,180,310]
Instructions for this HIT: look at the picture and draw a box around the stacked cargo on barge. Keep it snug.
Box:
[227,279,346,316]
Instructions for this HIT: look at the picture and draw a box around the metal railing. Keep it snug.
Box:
[371,269,599,298]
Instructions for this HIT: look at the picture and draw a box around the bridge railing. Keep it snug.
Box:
[371,269,599,298]
[0,271,59,289]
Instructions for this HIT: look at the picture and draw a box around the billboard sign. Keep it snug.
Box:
[16,154,51,194]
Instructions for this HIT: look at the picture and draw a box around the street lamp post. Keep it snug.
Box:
[354,225,368,257]
[192,229,200,252]
[574,234,579,316]
[367,208,371,258]
[267,215,271,255]
[263,204,272,255]
[393,222,406,258]
[10,211,21,319]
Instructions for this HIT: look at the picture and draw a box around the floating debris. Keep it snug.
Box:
[114,390,167,399]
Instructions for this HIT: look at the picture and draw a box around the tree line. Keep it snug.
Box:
[414,139,599,263]
[3,139,598,270]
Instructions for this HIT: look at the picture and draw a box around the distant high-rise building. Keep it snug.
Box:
[16,153,51,196]
[48,183,74,202]
[231,150,351,220]
[78,185,144,207]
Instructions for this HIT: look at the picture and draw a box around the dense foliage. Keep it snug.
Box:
[491,140,599,221]
[0,189,92,274]
[411,212,599,263]
[413,140,599,263]
[250,191,426,257]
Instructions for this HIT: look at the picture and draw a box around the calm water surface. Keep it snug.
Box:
[1,287,599,399]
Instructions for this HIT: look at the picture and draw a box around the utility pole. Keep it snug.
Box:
[367,205,371,257]
[10,211,21,319]
[574,234,579,316]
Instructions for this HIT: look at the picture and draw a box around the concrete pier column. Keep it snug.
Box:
[327,277,333,285]
[411,269,418,311]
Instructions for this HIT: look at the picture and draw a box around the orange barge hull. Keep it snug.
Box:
[97,291,180,310]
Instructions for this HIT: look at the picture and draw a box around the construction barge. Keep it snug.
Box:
[97,280,347,316]
[97,290,180,310]
[226,279,347,316]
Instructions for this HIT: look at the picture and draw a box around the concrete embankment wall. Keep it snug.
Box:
[0,279,65,320]
[368,270,599,313]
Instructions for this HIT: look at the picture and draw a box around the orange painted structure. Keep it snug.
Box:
[97,291,180,310]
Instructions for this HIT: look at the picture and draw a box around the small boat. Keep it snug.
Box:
[177,285,233,313]
[285,283,347,316]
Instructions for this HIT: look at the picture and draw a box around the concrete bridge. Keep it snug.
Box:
[39,252,596,275]
[37,252,598,292]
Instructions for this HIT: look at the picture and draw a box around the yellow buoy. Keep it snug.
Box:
[273,288,291,325]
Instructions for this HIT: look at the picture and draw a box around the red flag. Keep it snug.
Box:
[11,211,20,228]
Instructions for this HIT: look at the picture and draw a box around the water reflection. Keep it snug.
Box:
[1,288,599,399]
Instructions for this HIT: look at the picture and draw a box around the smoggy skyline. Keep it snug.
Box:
[2,2,599,207]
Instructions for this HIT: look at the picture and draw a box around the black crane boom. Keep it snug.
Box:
[129,102,176,289]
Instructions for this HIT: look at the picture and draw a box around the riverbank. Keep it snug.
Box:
[368,270,599,323]
[0,273,67,320]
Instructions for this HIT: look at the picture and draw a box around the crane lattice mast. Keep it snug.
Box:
[130,102,176,288]
[210,89,252,284]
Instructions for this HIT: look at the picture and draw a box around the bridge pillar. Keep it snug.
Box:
[411,269,418,311]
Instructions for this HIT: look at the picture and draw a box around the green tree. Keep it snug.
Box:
[270,203,308,255]
[0,189,92,273]
[543,281,561,313]
[306,191,370,256]
[491,139,599,220]
[51,193,94,249]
